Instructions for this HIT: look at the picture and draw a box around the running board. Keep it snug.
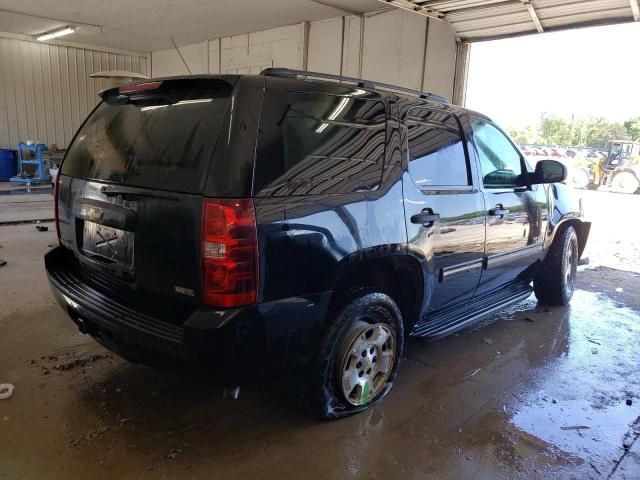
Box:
[410,284,533,339]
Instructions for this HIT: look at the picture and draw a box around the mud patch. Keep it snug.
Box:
[577,266,640,311]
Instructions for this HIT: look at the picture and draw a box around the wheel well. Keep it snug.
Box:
[555,219,589,259]
[328,255,424,330]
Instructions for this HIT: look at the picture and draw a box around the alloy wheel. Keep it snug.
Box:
[338,320,396,406]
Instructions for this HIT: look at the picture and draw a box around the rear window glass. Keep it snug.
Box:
[61,81,231,194]
[255,91,386,196]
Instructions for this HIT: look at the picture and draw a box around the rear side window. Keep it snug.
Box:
[406,109,469,187]
[255,91,386,196]
[62,81,231,194]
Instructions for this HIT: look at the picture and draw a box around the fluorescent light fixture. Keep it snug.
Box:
[316,97,350,133]
[140,105,168,112]
[37,27,75,42]
[140,99,212,112]
[174,98,212,106]
[327,97,349,121]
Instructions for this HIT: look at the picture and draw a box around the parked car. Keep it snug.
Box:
[45,70,591,419]
[521,146,534,156]
[550,148,562,158]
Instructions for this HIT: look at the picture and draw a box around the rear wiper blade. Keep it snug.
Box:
[100,185,180,201]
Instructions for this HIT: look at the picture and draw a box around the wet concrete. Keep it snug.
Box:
[1,190,640,479]
[0,182,54,224]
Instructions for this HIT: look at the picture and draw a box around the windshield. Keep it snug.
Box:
[62,81,231,194]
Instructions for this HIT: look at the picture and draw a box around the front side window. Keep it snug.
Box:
[471,118,524,188]
[406,109,469,187]
[255,91,386,196]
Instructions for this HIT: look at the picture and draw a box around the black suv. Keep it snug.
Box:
[45,69,590,418]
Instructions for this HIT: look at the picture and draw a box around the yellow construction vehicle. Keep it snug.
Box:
[576,140,640,194]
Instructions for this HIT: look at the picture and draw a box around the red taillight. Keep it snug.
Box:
[201,198,259,308]
[53,172,61,243]
[119,81,163,95]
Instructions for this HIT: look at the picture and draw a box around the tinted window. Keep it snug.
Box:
[406,109,468,187]
[62,82,231,194]
[471,118,523,187]
[255,91,386,196]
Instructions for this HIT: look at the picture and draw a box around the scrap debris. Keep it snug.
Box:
[35,225,48,232]
[463,368,481,381]
[560,425,591,431]
[31,352,112,374]
[53,354,111,371]
[0,383,15,400]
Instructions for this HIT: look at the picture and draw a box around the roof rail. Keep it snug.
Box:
[260,68,448,103]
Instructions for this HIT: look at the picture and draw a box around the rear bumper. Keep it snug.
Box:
[45,246,331,381]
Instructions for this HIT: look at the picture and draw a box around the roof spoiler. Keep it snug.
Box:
[98,76,237,99]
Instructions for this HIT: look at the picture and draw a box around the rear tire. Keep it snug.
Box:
[611,171,640,194]
[534,226,579,306]
[306,293,404,420]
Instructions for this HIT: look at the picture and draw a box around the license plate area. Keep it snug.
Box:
[82,221,134,269]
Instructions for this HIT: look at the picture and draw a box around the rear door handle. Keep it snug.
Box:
[411,209,440,227]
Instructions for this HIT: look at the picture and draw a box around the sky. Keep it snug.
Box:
[465,22,640,129]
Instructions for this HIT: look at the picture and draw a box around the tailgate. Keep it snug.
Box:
[56,78,233,321]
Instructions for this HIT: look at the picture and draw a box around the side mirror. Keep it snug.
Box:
[531,159,567,184]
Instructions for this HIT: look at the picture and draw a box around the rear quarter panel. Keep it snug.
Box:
[254,95,407,302]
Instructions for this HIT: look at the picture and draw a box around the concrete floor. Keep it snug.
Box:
[0,183,53,224]
[1,189,640,479]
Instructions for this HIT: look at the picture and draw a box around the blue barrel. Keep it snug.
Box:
[0,149,17,181]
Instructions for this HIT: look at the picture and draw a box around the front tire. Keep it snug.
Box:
[611,171,640,194]
[307,293,404,420]
[534,226,579,306]
[568,168,590,189]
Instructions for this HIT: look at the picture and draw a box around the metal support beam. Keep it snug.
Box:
[305,0,364,16]
[452,42,470,106]
[630,0,640,22]
[375,0,445,21]
[523,1,544,33]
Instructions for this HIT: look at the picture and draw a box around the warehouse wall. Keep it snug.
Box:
[151,10,459,101]
[0,35,149,149]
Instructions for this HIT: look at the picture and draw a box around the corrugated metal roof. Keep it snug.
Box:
[385,0,638,41]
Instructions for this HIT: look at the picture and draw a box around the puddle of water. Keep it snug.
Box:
[508,290,640,470]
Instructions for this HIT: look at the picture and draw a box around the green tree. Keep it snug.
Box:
[507,126,535,144]
[624,117,640,141]
[583,118,629,148]
[539,114,571,144]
